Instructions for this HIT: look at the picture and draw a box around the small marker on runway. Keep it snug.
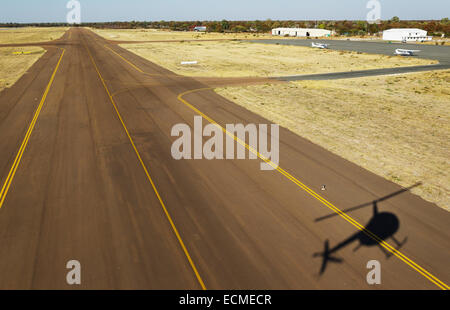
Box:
[321,185,326,191]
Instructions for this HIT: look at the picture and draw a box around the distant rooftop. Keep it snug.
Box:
[384,28,426,32]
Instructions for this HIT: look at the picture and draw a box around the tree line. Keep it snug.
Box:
[1,18,449,36]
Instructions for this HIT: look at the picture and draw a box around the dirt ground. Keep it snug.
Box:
[0,28,67,91]
[91,28,272,41]
[0,27,67,44]
[216,70,450,210]
[0,47,45,91]
[119,40,436,78]
[92,28,448,44]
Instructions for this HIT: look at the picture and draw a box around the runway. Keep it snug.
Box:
[0,28,448,289]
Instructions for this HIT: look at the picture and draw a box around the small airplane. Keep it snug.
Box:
[311,42,329,49]
[395,49,421,56]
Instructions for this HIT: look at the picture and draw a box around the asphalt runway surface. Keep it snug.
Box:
[249,38,450,80]
[0,28,448,289]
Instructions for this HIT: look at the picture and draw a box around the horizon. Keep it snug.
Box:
[0,0,449,23]
[1,18,449,25]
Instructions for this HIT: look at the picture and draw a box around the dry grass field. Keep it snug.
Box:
[91,28,272,41]
[120,41,436,78]
[0,27,67,44]
[0,28,66,92]
[0,47,45,91]
[216,70,450,210]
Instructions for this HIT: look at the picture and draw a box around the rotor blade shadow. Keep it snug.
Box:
[315,182,422,222]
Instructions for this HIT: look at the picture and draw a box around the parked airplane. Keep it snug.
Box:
[311,42,329,49]
[395,49,421,56]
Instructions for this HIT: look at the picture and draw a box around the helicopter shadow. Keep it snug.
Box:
[313,182,421,275]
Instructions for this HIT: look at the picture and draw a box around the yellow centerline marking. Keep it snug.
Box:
[104,45,179,78]
[104,44,144,73]
[0,48,65,209]
[179,88,449,291]
[82,37,206,290]
[105,42,449,290]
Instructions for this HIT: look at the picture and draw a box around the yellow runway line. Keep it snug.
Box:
[105,41,449,290]
[0,48,65,209]
[178,87,450,291]
[83,37,207,290]
[103,45,179,78]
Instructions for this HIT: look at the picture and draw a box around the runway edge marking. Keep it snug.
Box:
[82,37,207,290]
[179,88,449,290]
[104,43,449,290]
[0,48,65,209]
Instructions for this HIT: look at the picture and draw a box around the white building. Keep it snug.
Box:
[272,28,332,37]
[382,28,432,42]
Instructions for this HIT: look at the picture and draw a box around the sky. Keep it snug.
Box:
[0,0,449,23]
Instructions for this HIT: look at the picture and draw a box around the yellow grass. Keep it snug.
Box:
[215,70,450,210]
[90,28,272,41]
[120,41,436,78]
[0,27,67,44]
[0,47,45,92]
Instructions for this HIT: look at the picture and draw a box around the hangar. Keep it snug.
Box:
[272,28,332,37]
[382,28,432,42]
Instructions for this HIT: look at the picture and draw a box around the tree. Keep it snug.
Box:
[272,21,281,29]
[221,20,230,31]
[391,16,400,22]
[234,25,248,32]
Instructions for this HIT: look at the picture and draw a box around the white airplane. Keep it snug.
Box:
[311,42,329,49]
[395,49,421,56]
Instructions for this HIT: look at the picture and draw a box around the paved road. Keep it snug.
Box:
[0,28,449,289]
[249,39,450,80]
